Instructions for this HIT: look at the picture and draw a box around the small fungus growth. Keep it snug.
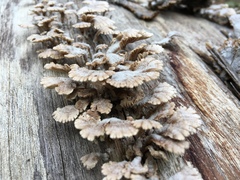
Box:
[26,0,203,179]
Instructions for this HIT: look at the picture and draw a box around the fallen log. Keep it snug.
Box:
[0,0,239,179]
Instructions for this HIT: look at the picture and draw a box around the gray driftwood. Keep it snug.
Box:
[0,0,239,180]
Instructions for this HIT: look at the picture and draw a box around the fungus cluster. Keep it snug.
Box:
[113,0,212,20]
[26,0,203,179]
[206,14,240,99]
[200,3,237,25]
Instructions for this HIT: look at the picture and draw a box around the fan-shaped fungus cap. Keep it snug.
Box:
[123,156,148,179]
[106,70,146,88]
[44,62,70,72]
[131,119,162,130]
[27,34,52,43]
[161,107,202,140]
[117,29,153,49]
[81,152,101,170]
[102,118,139,139]
[46,28,64,36]
[74,111,104,141]
[106,53,124,67]
[131,56,163,72]
[40,77,76,95]
[69,65,115,82]
[75,99,89,112]
[129,44,164,61]
[53,105,79,123]
[150,102,175,120]
[93,15,116,34]
[78,1,110,15]
[102,161,128,180]
[107,57,162,88]
[37,16,56,27]
[102,157,148,180]
[91,98,112,114]
[86,56,108,67]
[72,22,91,29]
[150,134,189,155]
[38,49,64,59]
[200,4,236,25]
[147,82,177,105]
[53,44,87,58]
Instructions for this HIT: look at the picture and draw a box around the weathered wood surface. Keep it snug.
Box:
[0,0,239,180]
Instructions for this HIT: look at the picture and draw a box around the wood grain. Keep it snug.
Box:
[0,0,239,179]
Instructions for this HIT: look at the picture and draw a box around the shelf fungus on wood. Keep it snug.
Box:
[52,105,80,123]
[26,0,204,179]
[113,0,212,20]
[205,14,240,99]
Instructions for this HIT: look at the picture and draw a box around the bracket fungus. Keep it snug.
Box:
[26,0,203,179]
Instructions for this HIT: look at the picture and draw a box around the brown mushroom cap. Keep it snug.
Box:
[74,111,104,141]
[81,153,101,170]
[129,44,164,61]
[102,161,128,180]
[44,62,70,72]
[27,34,52,43]
[102,157,148,180]
[107,57,161,88]
[131,119,162,130]
[161,107,202,140]
[69,65,115,82]
[106,53,124,67]
[117,29,153,49]
[75,99,89,112]
[102,118,139,139]
[40,77,76,95]
[37,16,56,27]
[53,44,87,58]
[52,105,79,123]
[86,56,108,67]
[93,15,116,34]
[90,98,112,114]
[38,49,64,59]
[150,102,175,120]
[147,82,177,105]
[150,134,190,155]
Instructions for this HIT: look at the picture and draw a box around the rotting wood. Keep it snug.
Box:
[0,0,239,180]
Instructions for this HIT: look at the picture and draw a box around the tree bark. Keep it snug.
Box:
[0,0,239,180]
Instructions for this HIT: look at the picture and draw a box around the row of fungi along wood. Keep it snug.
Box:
[103,5,240,180]
[2,0,239,179]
